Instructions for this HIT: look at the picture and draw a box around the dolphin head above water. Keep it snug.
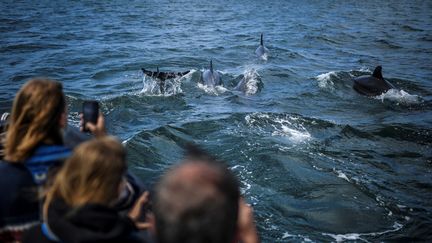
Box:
[353,66,396,96]
[201,60,223,87]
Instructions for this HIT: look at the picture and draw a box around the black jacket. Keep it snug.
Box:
[0,161,39,242]
[23,199,143,243]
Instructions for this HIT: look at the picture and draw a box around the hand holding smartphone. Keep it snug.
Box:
[82,101,99,133]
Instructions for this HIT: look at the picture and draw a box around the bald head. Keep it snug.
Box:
[154,157,240,243]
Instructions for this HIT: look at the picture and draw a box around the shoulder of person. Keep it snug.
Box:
[22,224,56,243]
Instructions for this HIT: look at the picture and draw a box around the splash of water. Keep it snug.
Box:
[316,71,336,90]
[197,82,228,95]
[322,222,403,242]
[235,68,263,95]
[140,73,190,96]
[375,89,421,105]
[246,113,312,144]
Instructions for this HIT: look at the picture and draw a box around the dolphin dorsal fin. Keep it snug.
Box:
[210,60,213,73]
[372,66,384,80]
[260,33,263,46]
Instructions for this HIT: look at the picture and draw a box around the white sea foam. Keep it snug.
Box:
[236,68,262,95]
[241,181,251,194]
[325,233,362,242]
[121,136,132,145]
[281,232,313,242]
[140,70,194,96]
[316,71,336,90]
[140,76,183,96]
[275,125,311,143]
[197,83,227,95]
[397,204,407,209]
[375,89,421,105]
[282,232,293,239]
[181,69,196,80]
[230,165,245,170]
[359,66,371,72]
[273,117,311,143]
[246,113,312,144]
[323,222,403,242]
[259,52,269,61]
[140,76,159,95]
[245,113,270,122]
[335,169,350,182]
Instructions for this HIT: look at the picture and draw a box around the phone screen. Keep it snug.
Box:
[82,101,99,132]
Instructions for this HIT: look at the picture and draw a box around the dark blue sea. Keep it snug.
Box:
[1,1,431,241]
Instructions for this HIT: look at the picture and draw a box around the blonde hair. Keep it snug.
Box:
[44,136,126,216]
[4,78,65,162]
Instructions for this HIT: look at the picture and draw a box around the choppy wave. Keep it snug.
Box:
[245,113,312,144]
[317,71,337,90]
[2,1,431,241]
[375,39,403,49]
[322,222,403,242]
[375,89,422,105]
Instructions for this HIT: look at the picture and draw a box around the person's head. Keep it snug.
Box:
[44,136,127,215]
[4,78,67,162]
[153,145,240,243]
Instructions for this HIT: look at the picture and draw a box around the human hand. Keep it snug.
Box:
[128,191,152,230]
[80,113,106,137]
[237,198,260,243]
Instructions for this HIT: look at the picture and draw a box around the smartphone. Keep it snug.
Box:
[82,101,99,132]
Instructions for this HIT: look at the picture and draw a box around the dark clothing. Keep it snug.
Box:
[62,126,91,149]
[0,161,39,243]
[23,199,143,243]
[115,172,150,215]
[24,144,71,185]
[0,144,71,242]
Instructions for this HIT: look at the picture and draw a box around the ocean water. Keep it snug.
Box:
[1,0,431,241]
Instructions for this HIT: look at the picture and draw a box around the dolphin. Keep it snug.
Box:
[353,66,396,96]
[141,67,190,81]
[200,60,223,87]
[255,33,269,59]
[141,67,190,93]
[234,69,263,95]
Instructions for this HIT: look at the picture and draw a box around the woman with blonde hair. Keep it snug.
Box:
[23,137,148,243]
[0,78,105,242]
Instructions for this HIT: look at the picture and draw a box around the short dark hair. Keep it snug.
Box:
[154,145,240,243]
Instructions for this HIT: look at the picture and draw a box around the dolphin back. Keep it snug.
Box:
[353,66,396,96]
[255,34,269,58]
[202,70,222,87]
[353,75,394,96]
